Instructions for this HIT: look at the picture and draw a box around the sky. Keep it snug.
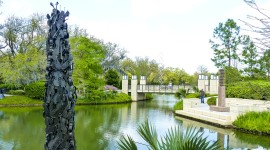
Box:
[1,0,270,74]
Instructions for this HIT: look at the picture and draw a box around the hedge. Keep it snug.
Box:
[233,111,270,134]
[7,90,25,95]
[226,80,270,100]
[0,84,23,90]
[207,97,216,105]
[25,81,45,100]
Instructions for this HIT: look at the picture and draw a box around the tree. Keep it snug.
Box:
[0,14,46,56]
[197,65,208,74]
[102,42,127,74]
[258,49,270,79]
[104,69,120,88]
[210,19,242,68]
[242,0,270,50]
[0,47,45,86]
[70,36,105,95]
[120,57,160,84]
[224,66,243,84]
[241,36,260,78]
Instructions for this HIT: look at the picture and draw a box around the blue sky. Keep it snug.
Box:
[1,0,270,74]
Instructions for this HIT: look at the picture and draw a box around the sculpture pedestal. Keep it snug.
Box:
[209,69,230,112]
[210,106,230,112]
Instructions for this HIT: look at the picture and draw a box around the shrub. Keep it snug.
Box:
[192,86,199,93]
[0,84,23,91]
[25,81,45,100]
[145,93,153,100]
[186,93,200,98]
[233,111,270,134]
[173,100,183,110]
[175,88,188,99]
[7,90,25,95]
[207,97,216,105]
[227,80,270,100]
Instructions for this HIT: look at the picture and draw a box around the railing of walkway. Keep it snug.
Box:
[136,85,193,93]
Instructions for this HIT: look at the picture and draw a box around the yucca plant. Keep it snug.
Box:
[118,121,220,150]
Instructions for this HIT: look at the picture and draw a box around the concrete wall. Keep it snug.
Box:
[131,75,145,101]
[198,75,209,93]
[140,76,146,85]
[122,75,129,94]
[209,75,219,94]
[226,98,270,121]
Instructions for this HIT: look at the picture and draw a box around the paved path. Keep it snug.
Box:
[175,98,233,128]
[175,97,270,128]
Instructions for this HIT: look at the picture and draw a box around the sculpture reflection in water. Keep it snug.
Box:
[43,2,77,150]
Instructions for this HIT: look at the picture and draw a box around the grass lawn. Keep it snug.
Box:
[233,111,270,135]
[77,93,132,105]
[0,95,43,106]
[0,93,132,106]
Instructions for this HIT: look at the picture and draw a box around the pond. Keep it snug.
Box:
[0,94,269,150]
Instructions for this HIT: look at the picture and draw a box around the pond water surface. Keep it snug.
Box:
[0,94,270,150]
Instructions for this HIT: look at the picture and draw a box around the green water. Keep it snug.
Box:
[0,94,269,150]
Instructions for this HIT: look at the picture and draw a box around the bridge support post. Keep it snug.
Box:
[209,75,219,94]
[122,75,129,94]
[131,75,146,101]
[198,75,209,93]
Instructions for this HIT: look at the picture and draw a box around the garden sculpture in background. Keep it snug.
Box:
[210,69,230,112]
[43,2,77,149]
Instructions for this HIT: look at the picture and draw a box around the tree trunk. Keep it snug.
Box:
[43,3,76,150]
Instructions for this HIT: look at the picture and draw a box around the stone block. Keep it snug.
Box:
[209,106,230,112]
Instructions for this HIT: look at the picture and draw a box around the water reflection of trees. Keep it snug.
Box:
[75,105,127,150]
[0,107,44,150]
[234,131,270,148]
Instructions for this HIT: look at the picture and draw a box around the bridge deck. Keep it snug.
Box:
[131,85,193,93]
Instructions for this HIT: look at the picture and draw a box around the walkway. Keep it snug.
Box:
[175,98,270,128]
[175,98,233,128]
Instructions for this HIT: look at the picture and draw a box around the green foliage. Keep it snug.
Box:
[78,92,131,104]
[241,36,261,78]
[207,97,216,105]
[121,57,160,84]
[162,67,193,85]
[0,48,46,86]
[226,80,270,100]
[224,66,243,85]
[233,111,270,134]
[233,131,270,148]
[186,93,200,98]
[7,90,25,95]
[175,88,188,99]
[210,19,241,68]
[192,86,199,93]
[0,95,43,105]
[25,81,45,100]
[118,121,220,150]
[0,84,23,90]
[173,100,183,110]
[145,93,154,100]
[104,69,120,88]
[70,36,105,95]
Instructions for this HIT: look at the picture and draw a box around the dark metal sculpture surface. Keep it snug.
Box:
[44,2,76,150]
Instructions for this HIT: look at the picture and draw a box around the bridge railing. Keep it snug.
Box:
[137,85,193,93]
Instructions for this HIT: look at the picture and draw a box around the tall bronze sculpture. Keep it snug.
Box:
[43,2,76,149]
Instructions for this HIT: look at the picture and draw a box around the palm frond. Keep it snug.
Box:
[137,121,159,150]
[117,135,138,150]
